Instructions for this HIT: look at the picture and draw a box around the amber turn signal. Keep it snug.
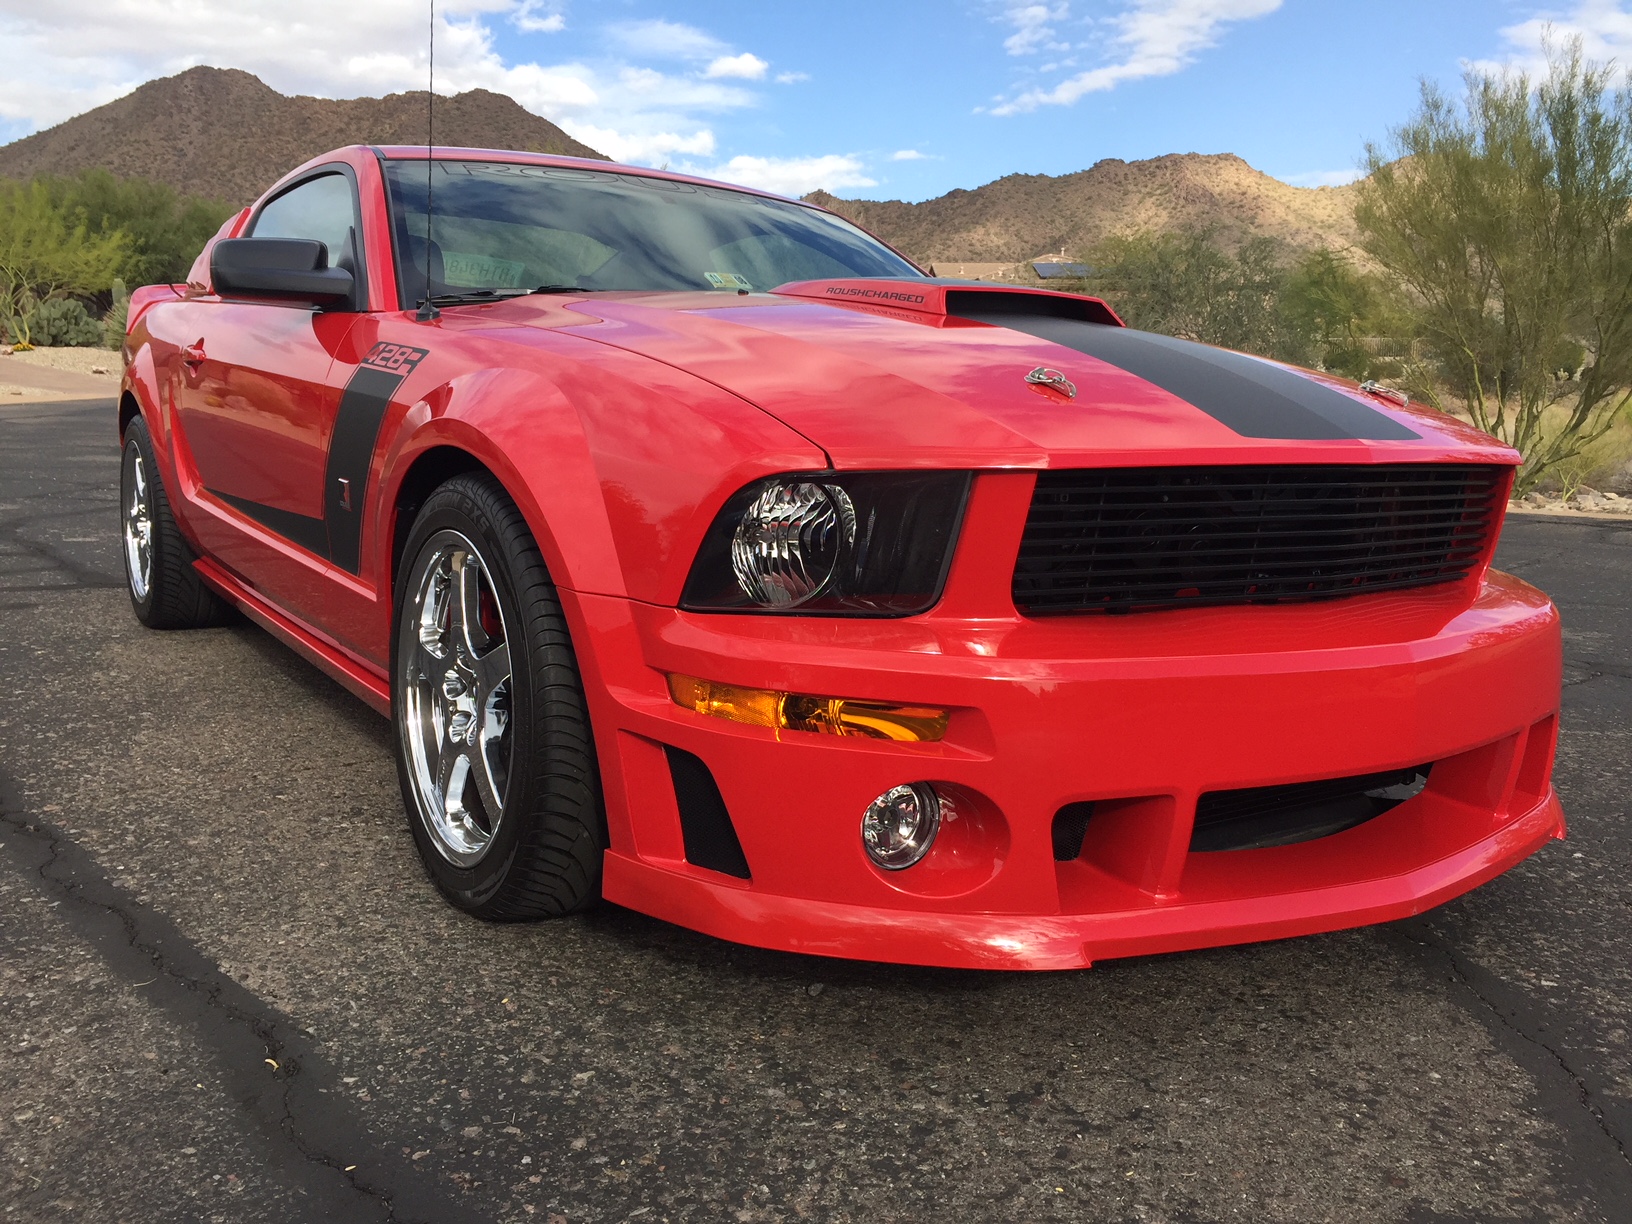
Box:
[666,674,949,743]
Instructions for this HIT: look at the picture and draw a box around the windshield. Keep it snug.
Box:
[382,159,922,303]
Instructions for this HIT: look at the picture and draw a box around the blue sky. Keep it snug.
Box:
[2,1,1629,199]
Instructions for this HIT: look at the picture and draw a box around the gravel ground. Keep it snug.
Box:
[0,345,121,377]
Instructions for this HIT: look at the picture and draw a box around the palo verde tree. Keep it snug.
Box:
[1356,42,1632,493]
[43,169,232,287]
[0,179,127,346]
[1084,229,1304,361]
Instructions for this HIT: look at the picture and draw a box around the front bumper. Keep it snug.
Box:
[573,553,1563,970]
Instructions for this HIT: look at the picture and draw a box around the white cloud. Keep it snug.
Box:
[0,1,780,175]
[608,18,724,61]
[571,124,717,164]
[1280,168,1365,188]
[1001,3,1070,55]
[692,153,876,197]
[992,0,1283,114]
[510,1,564,33]
[1478,1,1632,76]
[775,71,810,84]
[704,52,769,80]
[891,148,930,160]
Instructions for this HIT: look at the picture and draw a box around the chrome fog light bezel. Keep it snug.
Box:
[860,782,942,870]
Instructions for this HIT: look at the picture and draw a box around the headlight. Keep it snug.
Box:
[681,471,970,615]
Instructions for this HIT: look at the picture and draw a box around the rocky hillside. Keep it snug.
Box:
[807,153,1361,267]
[0,66,605,206]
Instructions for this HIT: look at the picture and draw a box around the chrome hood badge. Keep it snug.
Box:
[1025,366,1077,399]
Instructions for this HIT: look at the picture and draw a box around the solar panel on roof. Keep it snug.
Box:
[1033,262,1092,278]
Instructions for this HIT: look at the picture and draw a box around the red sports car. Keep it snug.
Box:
[117,144,1564,969]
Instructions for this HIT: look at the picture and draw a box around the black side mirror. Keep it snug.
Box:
[211,238,355,307]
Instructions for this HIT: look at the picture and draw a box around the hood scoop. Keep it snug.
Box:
[770,278,1124,327]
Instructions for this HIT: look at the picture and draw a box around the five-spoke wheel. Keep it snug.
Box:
[123,447,154,602]
[400,531,514,866]
[393,473,604,918]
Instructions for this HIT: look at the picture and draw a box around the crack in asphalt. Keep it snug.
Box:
[0,781,489,1224]
[1392,921,1632,1218]
[0,521,123,590]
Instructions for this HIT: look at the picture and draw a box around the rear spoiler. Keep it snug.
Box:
[771,278,1124,327]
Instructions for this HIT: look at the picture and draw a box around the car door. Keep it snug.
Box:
[170,168,366,604]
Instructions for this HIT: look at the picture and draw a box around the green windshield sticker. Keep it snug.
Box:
[704,272,753,291]
[443,252,527,289]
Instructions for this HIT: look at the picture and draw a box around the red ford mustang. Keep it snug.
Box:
[117,144,1564,969]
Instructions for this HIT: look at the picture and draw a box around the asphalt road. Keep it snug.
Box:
[1,397,1628,1224]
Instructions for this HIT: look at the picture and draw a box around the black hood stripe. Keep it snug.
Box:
[958,311,1419,441]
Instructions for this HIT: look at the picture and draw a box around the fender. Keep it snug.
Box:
[119,341,164,445]
[371,324,826,609]
[377,368,621,600]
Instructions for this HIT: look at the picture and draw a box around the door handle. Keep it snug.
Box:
[182,341,206,367]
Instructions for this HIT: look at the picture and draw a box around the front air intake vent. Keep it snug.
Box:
[1191,765,1432,852]
[1013,464,1505,615]
[1052,802,1096,861]
[664,746,751,879]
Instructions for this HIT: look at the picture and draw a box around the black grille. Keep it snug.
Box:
[1013,464,1505,615]
[1191,765,1431,852]
[1052,802,1096,861]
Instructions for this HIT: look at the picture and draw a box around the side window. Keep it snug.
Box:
[250,173,360,275]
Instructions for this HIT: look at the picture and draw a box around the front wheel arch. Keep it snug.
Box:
[389,444,488,602]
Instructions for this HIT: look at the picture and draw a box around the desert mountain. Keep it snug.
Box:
[807,153,1361,269]
[0,66,605,207]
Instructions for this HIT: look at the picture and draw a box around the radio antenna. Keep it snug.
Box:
[415,0,441,321]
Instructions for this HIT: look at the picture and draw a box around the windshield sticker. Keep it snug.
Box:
[704,272,753,291]
[443,252,527,289]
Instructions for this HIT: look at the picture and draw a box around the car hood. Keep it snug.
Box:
[481,282,1516,471]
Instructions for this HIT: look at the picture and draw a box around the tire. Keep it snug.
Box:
[392,473,604,919]
[120,415,235,630]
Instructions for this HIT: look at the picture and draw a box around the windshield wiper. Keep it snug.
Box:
[418,286,587,308]
[422,289,530,306]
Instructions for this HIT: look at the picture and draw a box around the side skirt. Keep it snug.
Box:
[193,557,392,718]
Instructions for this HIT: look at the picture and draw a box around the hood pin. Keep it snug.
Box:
[1025,367,1078,399]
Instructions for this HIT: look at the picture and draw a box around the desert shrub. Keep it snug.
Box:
[102,278,129,349]
[25,296,104,346]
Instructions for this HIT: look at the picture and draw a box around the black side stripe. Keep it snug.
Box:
[322,342,428,573]
[212,489,331,557]
[956,310,1419,441]
[208,342,428,570]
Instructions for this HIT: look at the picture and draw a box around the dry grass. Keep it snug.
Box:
[1545,408,1632,494]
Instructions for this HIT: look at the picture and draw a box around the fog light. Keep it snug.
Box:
[861,783,941,870]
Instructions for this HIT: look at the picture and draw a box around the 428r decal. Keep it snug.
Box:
[361,342,429,375]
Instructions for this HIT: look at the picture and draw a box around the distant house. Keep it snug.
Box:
[1032,262,1092,279]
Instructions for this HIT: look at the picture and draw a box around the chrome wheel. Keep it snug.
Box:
[399,530,513,867]
[123,447,153,601]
